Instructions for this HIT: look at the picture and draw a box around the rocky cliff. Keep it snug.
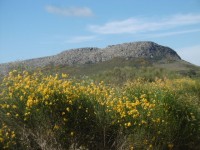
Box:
[0,41,181,75]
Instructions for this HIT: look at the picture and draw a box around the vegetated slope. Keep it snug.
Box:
[1,71,200,149]
[1,42,200,149]
[0,41,180,71]
[0,41,199,80]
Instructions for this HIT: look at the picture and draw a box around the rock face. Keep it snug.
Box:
[0,41,181,74]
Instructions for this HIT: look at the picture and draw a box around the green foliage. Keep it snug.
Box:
[123,78,200,149]
[0,71,200,149]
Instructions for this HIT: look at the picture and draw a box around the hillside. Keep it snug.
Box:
[1,41,200,150]
[0,41,199,80]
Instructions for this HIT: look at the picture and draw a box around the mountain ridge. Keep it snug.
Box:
[0,41,181,65]
[0,41,183,75]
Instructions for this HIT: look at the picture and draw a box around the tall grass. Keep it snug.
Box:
[0,71,200,149]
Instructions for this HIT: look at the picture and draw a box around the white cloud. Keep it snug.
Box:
[146,28,200,38]
[66,35,97,43]
[178,45,200,66]
[45,5,94,17]
[88,14,200,34]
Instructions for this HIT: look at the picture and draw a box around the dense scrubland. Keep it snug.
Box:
[0,70,200,150]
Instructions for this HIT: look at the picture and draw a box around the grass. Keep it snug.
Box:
[0,70,200,149]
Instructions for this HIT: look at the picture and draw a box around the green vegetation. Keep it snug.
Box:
[33,57,199,83]
[0,57,200,149]
[0,70,200,149]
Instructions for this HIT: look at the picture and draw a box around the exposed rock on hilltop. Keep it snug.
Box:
[102,42,181,60]
[55,42,181,65]
[0,41,181,74]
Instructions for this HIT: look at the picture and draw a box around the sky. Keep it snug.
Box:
[0,0,200,66]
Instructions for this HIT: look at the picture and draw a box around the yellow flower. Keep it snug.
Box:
[12,105,17,109]
[62,73,68,78]
[11,132,16,138]
[5,132,9,137]
[168,144,174,149]
[70,132,74,136]
[125,122,131,127]
[141,120,147,124]
[157,118,161,123]
[149,144,153,148]
[54,125,59,130]
[69,100,72,105]
[24,112,30,116]
[127,122,131,127]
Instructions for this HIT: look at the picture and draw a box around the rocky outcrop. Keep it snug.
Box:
[0,41,181,74]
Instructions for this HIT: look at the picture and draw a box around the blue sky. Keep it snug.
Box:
[0,0,200,65]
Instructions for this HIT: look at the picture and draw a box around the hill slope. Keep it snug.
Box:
[0,41,199,80]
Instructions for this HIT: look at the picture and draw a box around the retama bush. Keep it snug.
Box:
[0,71,200,149]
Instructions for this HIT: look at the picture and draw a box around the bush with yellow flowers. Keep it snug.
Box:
[0,70,200,149]
[0,70,121,149]
[123,78,200,149]
[0,124,16,149]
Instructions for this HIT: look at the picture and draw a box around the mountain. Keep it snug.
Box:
[0,41,199,80]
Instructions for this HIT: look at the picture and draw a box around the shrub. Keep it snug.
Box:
[0,71,200,149]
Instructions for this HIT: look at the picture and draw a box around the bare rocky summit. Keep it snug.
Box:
[0,41,181,75]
